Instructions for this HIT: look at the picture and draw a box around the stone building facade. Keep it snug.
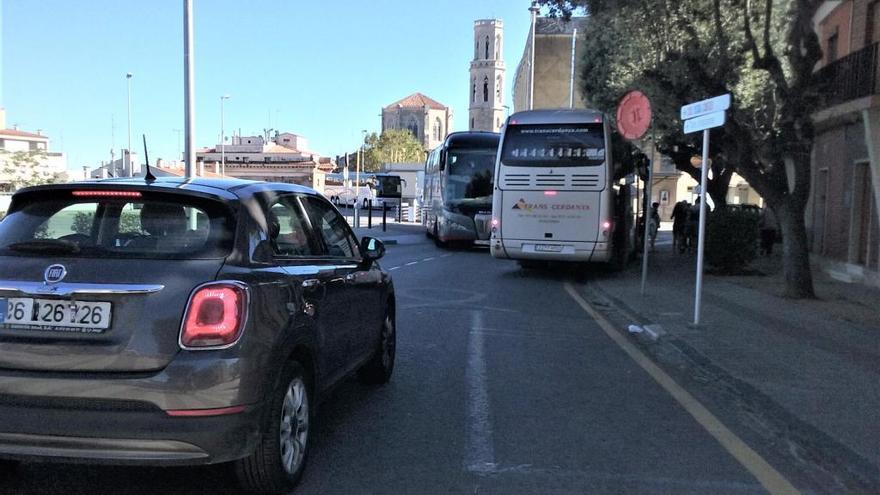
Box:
[381,93,453,151]
[469,19,505,132]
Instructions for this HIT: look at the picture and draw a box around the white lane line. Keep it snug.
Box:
[563,283,799,495]
[441,253,453,258]
[405,261,419,266]
[388,266,400,271]
[423,257,436,261]
[465,310,496,474]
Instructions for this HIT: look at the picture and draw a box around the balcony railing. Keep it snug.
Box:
[816,42,879,109]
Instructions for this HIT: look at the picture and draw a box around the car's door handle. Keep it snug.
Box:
[302,279,324,289]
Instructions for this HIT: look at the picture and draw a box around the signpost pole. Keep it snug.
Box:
[693,128,711,325]
[640,128,655,295]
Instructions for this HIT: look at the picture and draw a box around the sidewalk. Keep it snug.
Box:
[351,221,425,246]
[581,234,880,492]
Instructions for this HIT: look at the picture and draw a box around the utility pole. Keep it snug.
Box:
[126,73,133,176]
[528,1,539,110]
[183,0,196,178]
[220,94,230,176]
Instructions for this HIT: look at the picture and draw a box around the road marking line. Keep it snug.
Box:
[465,310,496,474]
[388,266,400,271]
[441,253,453,258]
[423,257,435,261]
[563,282,800,495]
[405,261,418,266]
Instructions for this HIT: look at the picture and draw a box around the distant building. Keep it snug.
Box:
[381,93,453,151]
[89,151,140,179]
[469,19,506,132]
[0,108,67,190]
[512,16,588,112]
[196,131,334,185]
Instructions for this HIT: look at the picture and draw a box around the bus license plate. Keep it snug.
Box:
[0,298,112,333]
[535,244,563,253]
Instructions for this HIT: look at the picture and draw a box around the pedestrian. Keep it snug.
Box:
[649,202,660,250]
[671,199,689,252]
[760,206,777,255]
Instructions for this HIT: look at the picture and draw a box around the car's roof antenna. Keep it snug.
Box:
[142,134,156,183]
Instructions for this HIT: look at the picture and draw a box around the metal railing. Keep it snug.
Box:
[816,42,879,109]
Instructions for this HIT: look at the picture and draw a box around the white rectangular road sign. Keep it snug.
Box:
[684,110,726,134]
[680,93,731,121]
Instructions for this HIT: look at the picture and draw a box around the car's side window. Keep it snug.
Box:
[265,196,318,257]
[302,197,360,259]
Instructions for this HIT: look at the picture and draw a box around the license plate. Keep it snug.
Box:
[535,244,563,253]
[0,297,112,333]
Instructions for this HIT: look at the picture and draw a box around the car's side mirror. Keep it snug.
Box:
[360,236,385,262]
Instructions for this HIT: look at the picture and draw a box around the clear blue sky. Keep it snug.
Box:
[2,0,535,172]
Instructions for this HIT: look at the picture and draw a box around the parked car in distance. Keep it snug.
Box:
[0,177,396,494]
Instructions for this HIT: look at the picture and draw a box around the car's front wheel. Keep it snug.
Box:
[358,311,396,384]
[236,362,312,494]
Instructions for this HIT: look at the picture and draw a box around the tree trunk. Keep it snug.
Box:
[775,198,816,298]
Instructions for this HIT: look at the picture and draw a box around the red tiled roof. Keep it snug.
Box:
[384,92,447,110]
[155,165,224,179]
[265,144,300,153]
[0,128,47,139]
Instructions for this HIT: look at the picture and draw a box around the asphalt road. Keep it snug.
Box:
[0,234,770,494]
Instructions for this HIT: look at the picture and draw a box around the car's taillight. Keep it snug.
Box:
[180,282,248,349]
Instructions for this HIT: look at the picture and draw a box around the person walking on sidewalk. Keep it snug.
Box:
[671,200,689,252]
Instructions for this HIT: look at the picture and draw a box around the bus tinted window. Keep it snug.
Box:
[501,123,605,166]
[446,149,495,202]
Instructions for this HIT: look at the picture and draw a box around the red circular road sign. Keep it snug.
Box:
[616,90,652,140]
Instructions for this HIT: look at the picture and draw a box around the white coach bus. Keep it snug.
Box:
[490,109,632,266]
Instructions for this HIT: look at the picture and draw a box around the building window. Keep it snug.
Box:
[496,75,502,102]
[485,35,490,59]
[869,1,880,44]
[472,79,476,102]
[265,157,272,162]
[471,118,474,129]
[483,77,489,102]
[0,138,4,149]
[475,40,478,59]
[826,31,838,62]
[496,117,500,129]
[495,34,501,59]
[408,118,419,139]
[434,117,442,141]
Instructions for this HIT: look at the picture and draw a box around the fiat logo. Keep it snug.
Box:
[44,264,67,284]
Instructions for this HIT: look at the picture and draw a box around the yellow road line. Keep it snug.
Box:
[563,282,800,495]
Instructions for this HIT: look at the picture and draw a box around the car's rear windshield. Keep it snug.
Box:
[500,123,606,167]
[0,190,235,260]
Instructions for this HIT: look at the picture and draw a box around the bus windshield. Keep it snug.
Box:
[375,175,402,197]
[500,123,605,167]
[444,149,495,204]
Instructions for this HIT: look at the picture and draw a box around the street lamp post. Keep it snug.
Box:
[220,94,230,176]
[126,72,133,176]
[528,2,539,110]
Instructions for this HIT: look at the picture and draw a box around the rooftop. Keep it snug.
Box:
[384,92,448,111]
[0,128,47,140]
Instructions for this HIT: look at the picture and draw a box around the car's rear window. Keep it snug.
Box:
[0,190,235,259]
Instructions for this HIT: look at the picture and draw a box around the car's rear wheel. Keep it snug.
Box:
[358,311,396,384]
[236,362,312,494]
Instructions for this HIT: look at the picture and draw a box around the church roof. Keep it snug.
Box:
[384,93,447,111]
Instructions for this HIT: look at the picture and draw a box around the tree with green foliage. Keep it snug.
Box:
[361,129,426,171]
[0,150,67,191]
[540,0,822,297]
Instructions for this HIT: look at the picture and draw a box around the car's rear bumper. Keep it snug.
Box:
[491,238,612,262]
[0,397,263,465]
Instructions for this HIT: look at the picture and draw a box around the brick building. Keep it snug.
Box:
[810,0,880,286]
